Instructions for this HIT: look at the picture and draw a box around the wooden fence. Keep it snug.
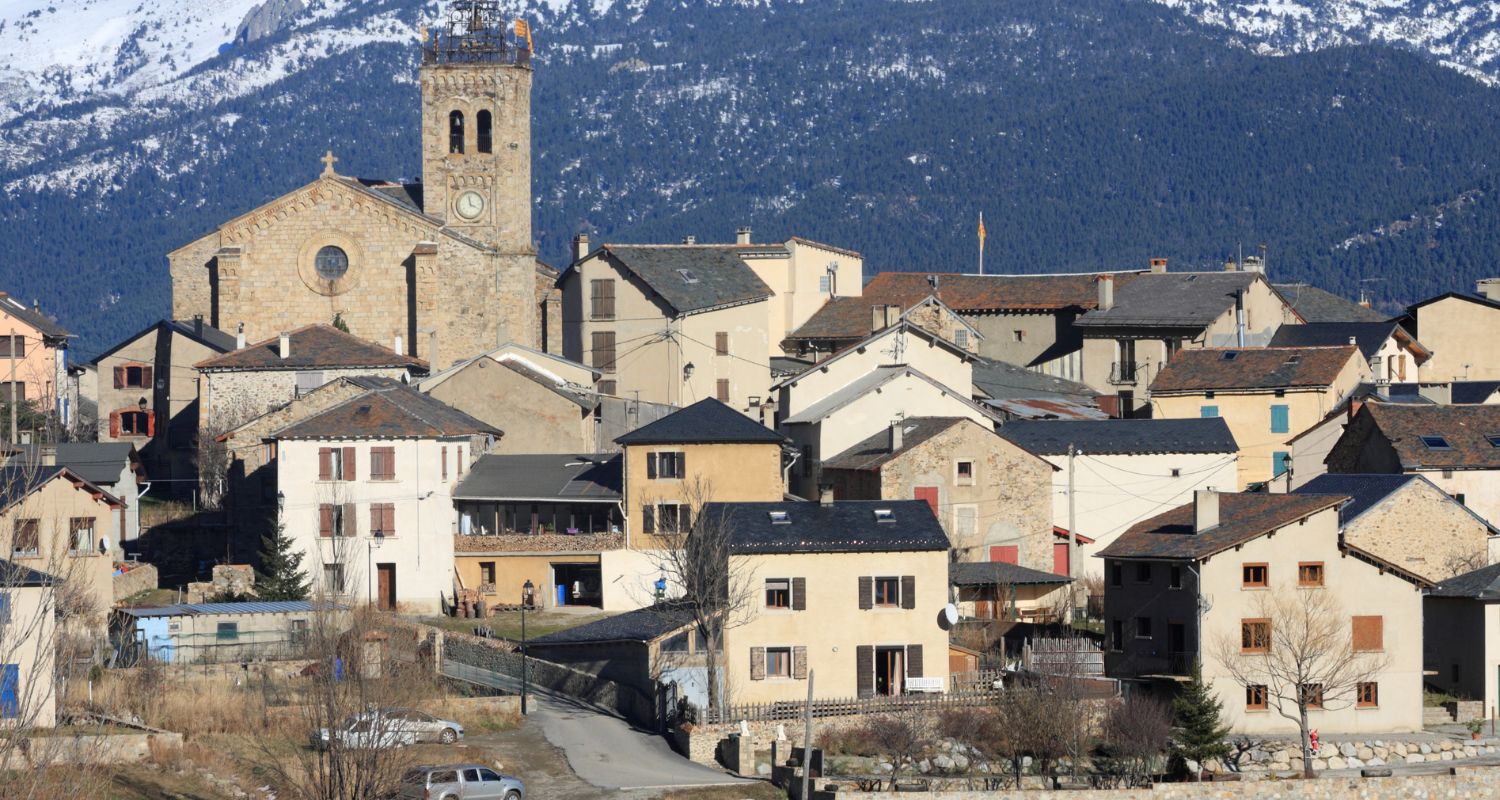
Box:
[705,687,999,724]
[1024,636,1104,677]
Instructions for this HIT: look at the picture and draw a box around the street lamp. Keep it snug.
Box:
[520,579,535,715]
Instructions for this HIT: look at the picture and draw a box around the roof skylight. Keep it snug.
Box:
[1420,435,1452,450]
[768,510,790,524]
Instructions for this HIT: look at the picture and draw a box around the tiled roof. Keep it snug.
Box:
[528,602,696,646]
[1430,563,1500,600]
[709,499,951,555]
[1098,493,1347,560]
[165,319,238,352]
[0,293,69,338]
[998,418,1237,456]
[862,272,1144,312]
[1359,402,1500,469]
[455,453,621,502]
[821,417,971,471]
[195,324,428,372]
[787,296,886,341]
[950,561,1071,587]
[1273,284,1390,323]
[273,383,500,440]
[0,559,57,587]
[1074,272,1262,329]
[595,245,773,315]
[775,322,972,390]
[1293,473,1420,525]
[1149,346,1359,393]
[614,398,785,445]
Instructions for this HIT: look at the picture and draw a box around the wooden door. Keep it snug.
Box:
[377,564,396,611]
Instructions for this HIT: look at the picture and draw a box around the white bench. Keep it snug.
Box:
[905,677,944,694]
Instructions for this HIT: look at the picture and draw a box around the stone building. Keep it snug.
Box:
[169,2,555,367]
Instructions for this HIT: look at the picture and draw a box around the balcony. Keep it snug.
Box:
[1109,362,1141,385]
[454,531,624,554]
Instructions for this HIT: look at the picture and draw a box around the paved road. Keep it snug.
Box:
[443,660,750,790]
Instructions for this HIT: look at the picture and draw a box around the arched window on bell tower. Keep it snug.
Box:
[449,110,465,154]
[477,110,493,153]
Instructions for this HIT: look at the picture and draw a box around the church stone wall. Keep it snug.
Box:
[169,234,222,327]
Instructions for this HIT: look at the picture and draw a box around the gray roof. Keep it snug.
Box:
[771,356,814,378]
[594,245,774,315]
[166,319,239,352]
[455,453,621,502]
[615,399,785,445]
[6,443,136,486]
[822,417,972,471]
[997,418,1238,456]
[950,561,1071,587]
[1453,382,1500,404]
[1295,473,1498,533]
[0,294,69,338]
[1274,284,1390,323]
[972,357,1097,403]
[0,464,121,512]
[117,600,332,618]
[273,382,501,440]
[1430,563,1500,600]
[782,366,994,426]
[706,500,951,555]
[0,559,57,586]
[528,602,696,646]
[1269,321,1401,360]
[1074,272,1261,329]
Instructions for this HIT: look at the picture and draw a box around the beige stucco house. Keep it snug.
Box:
[1269,321,1428,387]
[775,321,976,422]
[1150,345,1369,488]
[1403,285,1500,382]
[1100,491,1427,735]
[0,560,59,729]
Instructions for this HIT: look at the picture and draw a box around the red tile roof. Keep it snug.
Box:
[1099,493,1347,560]
[1150,346,1359,393]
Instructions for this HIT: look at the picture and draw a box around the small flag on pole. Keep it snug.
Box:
[515,18,533,49]
[977,212,987,275]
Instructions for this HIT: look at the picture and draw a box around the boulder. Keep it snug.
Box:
[1441,751,1454,761]
[1358,747,1374,761]
[1373,746,1388,759]
[932,755,955,771]
[1440,740,1454,752]
[918,758,932,774]
[1419,743,1432,754]
[953,754,970,771]
[1312,758,1328,771]
[1405,754,1425,764]
[1338,742,1357,758]
[1367,757,1386,767]
[1347,757,1364,769]
[1327,756,1346,769]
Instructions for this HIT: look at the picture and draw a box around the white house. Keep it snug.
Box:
[272,382,499,614]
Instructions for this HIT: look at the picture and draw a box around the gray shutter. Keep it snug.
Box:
[792,577,807,611]
[678,451,685,477]
[647,453,657,479]
[793,646,808,680]
[750,647,766,681]
[643,505,656,534]
[858,576,873,610]
[901,575,916,610]
[342,503,356,537]
[856,645,874,698]
[907,644,923,678]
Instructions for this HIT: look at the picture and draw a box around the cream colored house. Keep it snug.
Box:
[744,235,865,350]
[714,498,952,703]
[1101,491,1427,735]
[0,560,58,729]
[775,322,976,423]
[1404,285,1500,382]
[1150,345,1369,488]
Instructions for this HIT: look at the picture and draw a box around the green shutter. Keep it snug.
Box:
[1270,404,1290,434]
[1200,406,1219,418]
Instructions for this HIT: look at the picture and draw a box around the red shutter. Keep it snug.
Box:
[109,411,120,438]
[1054,542,1070,576]
[386,504,397,537]
[319,505,333,537]
[914,486,939,517]
[990,545,1019,564]
[141,366,154,388]
[113,366,125,389]
[146,413,156,437]
[342,447,356,480]
[318,448,332,480]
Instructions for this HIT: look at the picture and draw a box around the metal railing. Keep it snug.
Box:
[1109,362,1140,385]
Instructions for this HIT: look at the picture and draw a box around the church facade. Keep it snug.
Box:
[170,8,556,369]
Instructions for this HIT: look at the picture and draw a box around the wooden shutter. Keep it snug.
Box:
[1353,616,1384,652]
[146,413,156,437]
[646,452,657,479]
[793,646,808,680]
[901,575,916,609]
[715,332,729,355]
[991,545,1019,564]
[113,366,125,389]
[342,503,356,537]
[141,366,154,389]
[914,486,939,517]
[318,448,332,480]
[716,379,730,402]
[319,505,333,537]
[642,505,656,534]
[342,447,356,480]
[858,576,873,610]
[750,647,766,680]
[792,577,806,611]
[907,644,924,678]
[678,451,685,476]
[856,645,874,698]
[109,411,120,438]
[442,446,448,480]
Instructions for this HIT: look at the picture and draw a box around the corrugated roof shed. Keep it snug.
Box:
[1150,346,1359,393]
[117,600,330,617]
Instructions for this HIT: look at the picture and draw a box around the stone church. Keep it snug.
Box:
[170,3,558,368]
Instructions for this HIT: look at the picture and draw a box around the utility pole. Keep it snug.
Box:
[8,328,16,445]
[1067,444,1078,614]
[800,670,814,800]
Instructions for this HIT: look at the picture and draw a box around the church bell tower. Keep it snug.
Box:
[420,1,533,255]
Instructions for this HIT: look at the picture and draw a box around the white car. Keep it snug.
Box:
[398,764,524,800]
[312,717,417,750]
[377,707,465,744]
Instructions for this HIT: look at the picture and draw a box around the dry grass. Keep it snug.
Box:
[657,784,786,800]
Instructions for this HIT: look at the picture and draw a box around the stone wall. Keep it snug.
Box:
[0,731,185,769]
[1343,476,1492,583]
[1214,736,1499,773]
[204,366,408,431]
[113,562,158,601]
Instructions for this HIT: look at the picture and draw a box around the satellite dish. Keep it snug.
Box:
[98,536,111,554]
[942,603,959,626]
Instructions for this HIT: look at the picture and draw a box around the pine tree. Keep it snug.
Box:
[255,519,310,601]
[331,313,350,333]
[1172,662,1231,779]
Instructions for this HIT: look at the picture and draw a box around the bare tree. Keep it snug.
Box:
[1094,695,1171,787]
[1441,549,1490,581]
[1212,588,1388,778]
[936,706,1003,789]
[194,422,233,511]
[860,706,935,790]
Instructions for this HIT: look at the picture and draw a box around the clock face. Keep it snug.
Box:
[455,190,485,220]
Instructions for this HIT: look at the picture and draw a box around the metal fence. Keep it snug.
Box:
[705,688,1000,724]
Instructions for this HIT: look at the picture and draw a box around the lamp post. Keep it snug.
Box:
[521,579,534,715]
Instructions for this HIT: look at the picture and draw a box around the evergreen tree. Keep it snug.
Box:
[331,313,350,333]
[1171,663,1231,779]
[255,519,310,601]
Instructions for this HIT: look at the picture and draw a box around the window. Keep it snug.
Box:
[1421,435,1452,450]
[1443,469,1455,480]
[1013,330,1024,343]
[69,518,95,554]
[1200,405,1219,418]
[591,331,617,373]
[0,664,15,718]
[323,564,345,593]
[457,445,465,476]
[598,379,617,396]
[1357,681,1379,708]
[954,329,970,349]
[1298,562,1324,587]
[873,577,900,608]
[1487,434,1500,448]
[1135,616,1153,639]
[874,508,895,523]
[318,447,352,481]
[715,332,729,356]
[369,503,396,538]
[1169,565,1183,590]
[290,619,308,645]
[0,335,24,358]
[1116,339,1137,381]
[955,460,974,486]
[1241,619,1271,653]
[216,622,239,641]
[676,268,700,284]
[1246,684,1268,711]
[1454,493,1467,506]
[716,379,730,403]
[11,520,38,557]
[1110,620,1124,651]
[315,246,349,281]
[766,647,791,678]
[765,579,790,609]
[1134,563,1151,583]
[1242,563,1268,588]
[1272,451,1290,477]
[1170,468,1181,477]
[1299,683,1324,709]
[954,506,977,539]
[645,503,689,534]
[479,562,496,585]
[768,510,790,524]
[647,451,686,479]
[1109,561,1123,588]
[448,110,464,153]
[1270,404,1290,434]
[589,279,616,320]
[120,364,151,388]
[319,504,352,538]
[662,630,692,653]
[295,371,326,396]
[0,382,24,403]
[818,275,831,293]
[1352,615,1384,652]
[369,446,396,481]
[1221,351,1239,361]
[117,410,150,436]
[476,109,493,153]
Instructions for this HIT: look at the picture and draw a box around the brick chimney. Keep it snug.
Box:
[278,331,290,360]
[572,233,590,262]
[1097,275,1115,311]
[1194,490,1220,533]
[1149,258,1167,274]
[736,227,752,245]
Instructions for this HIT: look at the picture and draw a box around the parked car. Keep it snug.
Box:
[398,764,524,800]
[311,717,417,750]
[376,707,465,744]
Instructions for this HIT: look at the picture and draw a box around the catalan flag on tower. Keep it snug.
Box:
[515,18,532,49]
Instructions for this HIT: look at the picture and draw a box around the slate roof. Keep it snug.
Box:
[7,443,137,486]
[950,561,1071,587]
[1292,473,1420,525]
[0,464,122,512]
[862,272,1144,312]
[273,383,501,440]
[1406,291,1500,314]
[595,245,773,315]
[787,297,887,342]
[1273,284,1390,323]
[1452,382,1500,404]
[1073,272,1262,329]
[770,356,814,378]
[1430,563,1500,600]
[997,418,1238,456]
[707,499,951,554]
[455,453,621,502]
[421,343,600,391]
[1150,346,1359,393]
[195,325,428,372]
[1098,493,1347,560]
[821,417,972,471]
[343,178,424,214]
[971,357,1097,403]
[497,359,595,410]
[1268,322,1413,361]
[1357,403,1500,469]
[0,293,70,338]
[89,319,237,366]
[614,399,785,445]
[782,366,995,426]
[0,559,57,587]
[528,602,696,646]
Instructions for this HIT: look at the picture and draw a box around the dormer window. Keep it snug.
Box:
[1486,434,1500,447]
[768,511,790,525]
[1421,435,1452,450]
[873,508,894,523]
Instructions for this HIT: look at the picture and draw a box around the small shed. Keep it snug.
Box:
[950,561,1073,623]
[113,600,339,664]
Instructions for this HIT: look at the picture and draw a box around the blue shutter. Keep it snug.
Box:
[1200,406,1219,418]
[1273,451,1290,477]
[0,664,18,718]
[1270,405,1290,434]
[0,593,9,624]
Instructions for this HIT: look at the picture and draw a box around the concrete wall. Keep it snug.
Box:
[2,584,56,728]
[1415,296,1500,382]
[113,562,158,601]
[621,441,784,548]
[964,310,1080,377]
[426,356,589,454]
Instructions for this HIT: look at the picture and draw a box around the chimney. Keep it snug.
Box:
[572,233,590,262]
[736,227,752,245]
[1348,336,1357,346]
[193,314,204,338]
[819,485,835,506]
[1224,258,1239,272]
[889,420,903,452]
[39,445,56,467]
[278,331,290,360]
[760,397,777,429]
[1194,490,1220,533]
[1097,274,1115,311]
[1476,279,1500,301]
[1149,258,1167,274]
[682,235,697,245]
[427,330,441,371]
[872,304,887,333]
[394,334,404,355]
[235,323,246,350]
[1242,255,1265,274]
